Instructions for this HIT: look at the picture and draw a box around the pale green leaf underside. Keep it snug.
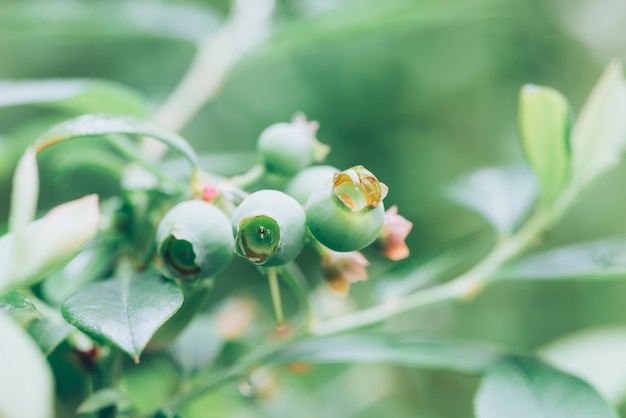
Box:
[35,114,199,168]
[61,274,183,360]
[572,61,626,187]
[519,84,570,205]
[0,314,53,418]
[540,327,626,404]
[267,333,500,374]
[475,356,618,418]
[0,195,100,296]
[499,238,626,281]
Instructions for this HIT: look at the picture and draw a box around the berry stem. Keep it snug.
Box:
[267,267,284,326]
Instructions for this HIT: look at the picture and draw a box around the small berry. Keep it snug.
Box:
[232,190,306,266]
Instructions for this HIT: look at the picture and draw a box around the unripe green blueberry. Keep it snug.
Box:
[156,200,234,280]
[285,165,339,204]
[232,190,306,266]
[306,165,387,252]
[257,114,330,176]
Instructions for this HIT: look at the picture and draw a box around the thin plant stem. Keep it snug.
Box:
[267,267,284,326]
[143,3,272,160]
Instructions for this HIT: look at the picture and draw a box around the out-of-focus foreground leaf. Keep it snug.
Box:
[0,195,100,295]
[474,356,618,418]
[539,327,626,405]
[0,314,53,418]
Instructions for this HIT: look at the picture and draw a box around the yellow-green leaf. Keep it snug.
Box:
[519,85,571,205]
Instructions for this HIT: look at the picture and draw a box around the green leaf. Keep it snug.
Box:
[27,319,73,356]
[499,238,626,281]
[61,273,184,361]
[35,114,198,169]
[571,61,626,187]
[167,313,223,375]
[77,388,131,415]
[446,166,536,235]
[519,85,571,205]
[0,79,147,115]
[0,314,54,418]
[0,195,100,295]
[474,356,618,418]
[267,333,500,374]
[539,327,626,404]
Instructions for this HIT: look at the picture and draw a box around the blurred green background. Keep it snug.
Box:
[3,0,626,416]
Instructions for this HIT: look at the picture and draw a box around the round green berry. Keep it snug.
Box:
[306,165,387,252]
[232,190,306,266]
[257,115,329,176]
[156,200,234,280]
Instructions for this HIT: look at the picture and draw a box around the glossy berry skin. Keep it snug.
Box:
[232,190,306,267]
[306,166,386,252]
[156,200,234,280]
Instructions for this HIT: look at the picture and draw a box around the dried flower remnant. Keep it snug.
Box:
[333,165,388,211]
[374,205,413,260]
[321,250,369,295]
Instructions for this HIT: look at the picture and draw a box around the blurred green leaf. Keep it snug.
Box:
[519,85,571,205]
[76,388,131,415]
[0,195,100,295]
[35,114,199,169]
[499,238,626,280]
[376,251,459,300]
[267,333,500,374]
[474,356,618,418]
[61,273,183,361]
[571,61,626,187]
[167,313,223,375]
[0,1,220,43]
[540,327,626,405]
[120,355,180,417]
[446,166,536,235]
[0,79,147,115]
[42,238,118,307]
[0,313,54,418]
[9,147,38,233]
[27,319,73,356]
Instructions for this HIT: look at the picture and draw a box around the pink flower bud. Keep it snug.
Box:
[321,250,369,295]
[374,205,413,260]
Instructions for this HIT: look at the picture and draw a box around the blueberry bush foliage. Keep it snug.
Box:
[3,1,626,417]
